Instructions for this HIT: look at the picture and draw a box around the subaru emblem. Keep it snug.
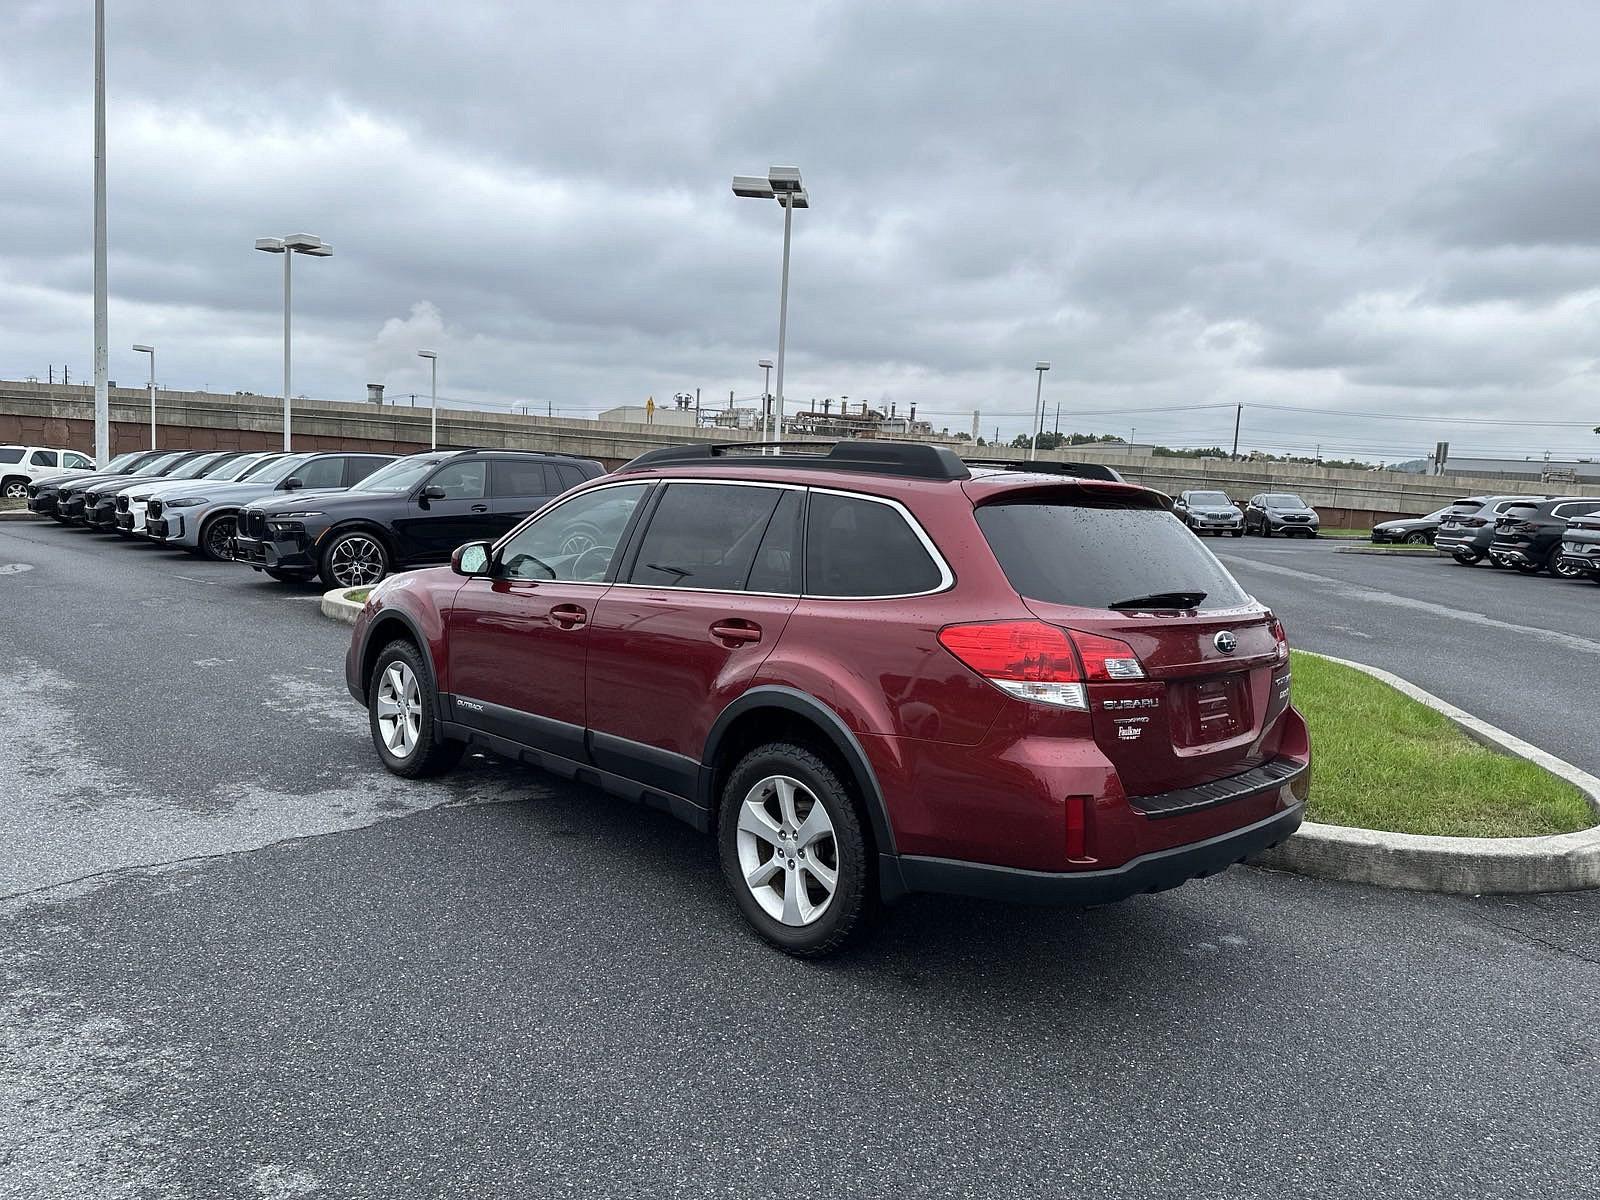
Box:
[1214,630,1238,654]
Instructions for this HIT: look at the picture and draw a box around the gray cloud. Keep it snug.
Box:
[4,0,1600,459]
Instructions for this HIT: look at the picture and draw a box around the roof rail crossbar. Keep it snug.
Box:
[961,458,1126,483]
[619,440,972,481]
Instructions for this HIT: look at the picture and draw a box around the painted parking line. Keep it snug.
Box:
[1219,555,1600,657]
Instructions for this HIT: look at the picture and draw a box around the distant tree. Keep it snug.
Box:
[952,431,972,442]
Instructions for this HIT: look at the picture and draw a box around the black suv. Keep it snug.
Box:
[61,450,205,524]
[234,448,605,587]
[28,450,164,517]
[1488,496,1600,577]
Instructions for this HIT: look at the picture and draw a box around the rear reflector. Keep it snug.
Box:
[1065,795,1088,860]
[936,621,1145,709]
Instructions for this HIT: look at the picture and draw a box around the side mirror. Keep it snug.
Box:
[421,484,447,501]
[452,540,492,577]
[283,476,303,491]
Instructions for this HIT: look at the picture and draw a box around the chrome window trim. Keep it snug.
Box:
[801,485,955,601]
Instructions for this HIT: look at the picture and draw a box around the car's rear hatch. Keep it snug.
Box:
[970,485,1292,797]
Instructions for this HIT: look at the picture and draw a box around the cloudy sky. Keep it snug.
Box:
[5,0,1600,461]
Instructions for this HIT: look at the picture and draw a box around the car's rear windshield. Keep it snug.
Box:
[1189,491,1230,506]
[975,499,1250,611]
[351,455,448,493]
[1263,494,1305,507]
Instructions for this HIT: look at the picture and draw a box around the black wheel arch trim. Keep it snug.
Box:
[699,685,897,858]
[352,607,446,722]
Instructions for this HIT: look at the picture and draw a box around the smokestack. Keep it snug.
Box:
[910,402,917,422]
[367,383,385,405]
[891,401,897,416]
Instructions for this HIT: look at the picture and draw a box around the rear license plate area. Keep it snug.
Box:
[1171,675,1251,747]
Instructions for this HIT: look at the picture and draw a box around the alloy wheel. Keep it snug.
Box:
[205,515,238,560]
[1404,531,1430,544]
[374,660,422,759]
[330,536,386,586]
[734,774,840,927]
[2,481,26,499]
[1552,553,1584,580]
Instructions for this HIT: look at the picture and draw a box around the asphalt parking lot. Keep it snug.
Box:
[2,522,1598,1199]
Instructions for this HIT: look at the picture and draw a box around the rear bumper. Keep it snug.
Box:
[1435,529,1491,555]
[886,800,1305,905]
[1558,538,1600,574]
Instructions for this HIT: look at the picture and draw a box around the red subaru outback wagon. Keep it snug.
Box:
[346,441,1308,956]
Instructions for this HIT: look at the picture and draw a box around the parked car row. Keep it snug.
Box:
[1172,490,1321,537]
[24,446,606,587]
[1431,493,1600,582]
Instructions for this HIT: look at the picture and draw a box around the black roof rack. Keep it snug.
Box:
[618,440,972,481]
[961,458,1126,483]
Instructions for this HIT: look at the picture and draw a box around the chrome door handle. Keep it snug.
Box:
[471,504,489,513]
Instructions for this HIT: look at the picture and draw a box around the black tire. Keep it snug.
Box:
[198,512,239,561]
[320,529,391,589]
[264,567,316,584]
[1404,531,1431,545]
[1453,550,1482,565]
[1550,548,1585,581]
[1,476,29,501]
[1231,529,1243,537]
[717,742,871,958]
[1513,562,1542,575]
[366,639,464,778]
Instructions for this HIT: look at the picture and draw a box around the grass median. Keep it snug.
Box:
[1290,650,1594,837]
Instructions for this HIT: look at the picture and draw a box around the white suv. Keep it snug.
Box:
[0,445,96,499]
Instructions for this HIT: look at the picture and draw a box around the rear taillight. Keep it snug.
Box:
[1269,616,1289,664]
[937,621,1145,710]
[1462,517,1489,528]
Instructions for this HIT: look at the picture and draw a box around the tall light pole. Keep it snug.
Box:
[1029,361,1051,460]
[92,0,109,464]
[417,350,438,449]
[132,344,155,448]
[758,358,774,438]
[254,233,333,451]
[733,166,809,452]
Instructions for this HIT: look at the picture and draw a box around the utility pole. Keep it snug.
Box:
[1054,402,1060,435]
[92,0,109,464]
[1231,404,1242,459]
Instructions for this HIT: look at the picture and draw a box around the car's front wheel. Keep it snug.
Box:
[1550,548,1585,580]
[321,530,390,588]
[718,743,870,957]
[198,512,239,561]
[1404,531,1431,545]
[367,640,464,778]
[2,477,28,500]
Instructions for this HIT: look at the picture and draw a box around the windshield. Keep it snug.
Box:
[164,453,233,481]
[131,452,189,476]
[1189,492,1231,506]
[351,455,449,493]
[243,454,312,486]
[219,453,276,481]
[101,452,142,472]
[1263,494,1306,508]
[976,500,1250,611]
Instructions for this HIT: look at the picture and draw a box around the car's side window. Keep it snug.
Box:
[293,457,346,490]
[804,491,944,598]
[1555,501,1600,519]
[30,450,58,467]
[344,457,387,485]
[427,460,487,499]
[498,483,649,582]
[745,488,804,593]
[64,453,92,469]
[627,483,787,591]
[491,459,552,498]
[554,464,586,490]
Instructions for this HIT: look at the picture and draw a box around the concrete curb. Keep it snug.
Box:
[1252,652,1600,894]
[1333,545,1438,556]
[0,510,43,521]
[320,588,365,626]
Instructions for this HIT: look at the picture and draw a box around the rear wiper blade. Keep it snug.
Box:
[1107,590,1206,610]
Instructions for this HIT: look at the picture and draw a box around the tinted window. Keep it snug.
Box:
[29,450,58,467]
[806,492,943,597]
[291,457,346,490]
[629,483,785,590]
[427,460,487,499]
[344,457,389,485]
[746,489,803,593]
[1554,501,1600,518]
[554,464,586,490]
[0,448,22,464]
[499,483,649,582]
[492,459,553,498]
[976,500,1249,611]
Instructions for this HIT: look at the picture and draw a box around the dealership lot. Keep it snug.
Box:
[2,523,1598,1198]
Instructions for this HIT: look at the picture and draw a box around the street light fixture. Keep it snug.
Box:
[733,166,809,451]
[757,358,774,438]
[131,344,155,448]
[1029,361,1051,460]
[255,232,334,451]
[417,350,438,449]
